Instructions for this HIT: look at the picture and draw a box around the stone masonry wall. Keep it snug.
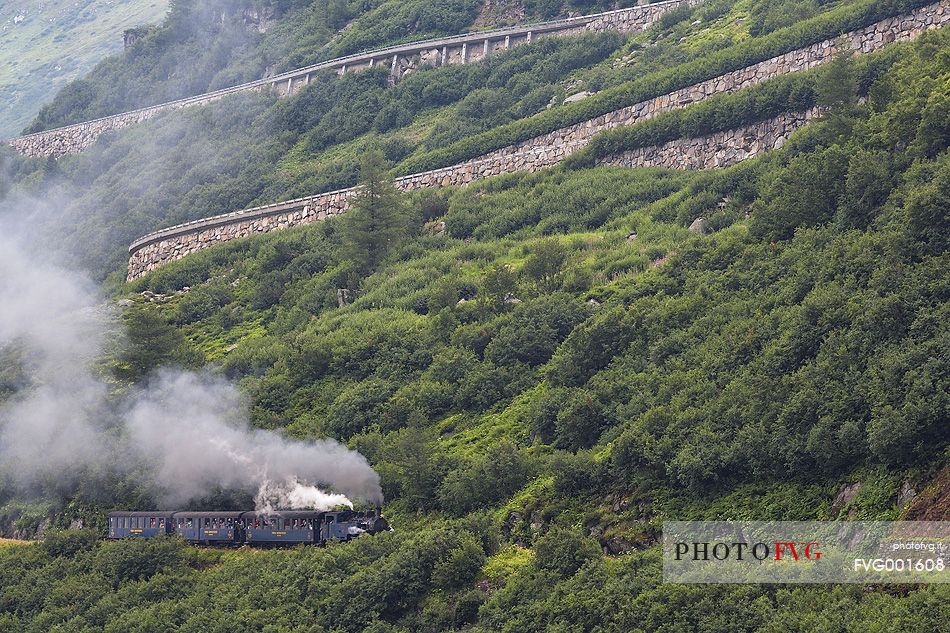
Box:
[127,1,950,281]
[6,88,257,157]
[7,0,699,158]
[597,108,821,170]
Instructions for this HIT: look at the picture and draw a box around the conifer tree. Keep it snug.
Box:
[817,46,858,113]
[342,149,408,277]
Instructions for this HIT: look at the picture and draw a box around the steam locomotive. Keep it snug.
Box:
[107,509,389,546]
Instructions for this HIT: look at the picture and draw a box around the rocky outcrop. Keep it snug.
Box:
[7,0,702,158]
[127,2,950,281]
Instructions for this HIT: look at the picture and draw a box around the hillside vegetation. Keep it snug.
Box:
[24,0,623,133]
[0,0,948,630]
[0,0,171,137]
[8,0,930,278]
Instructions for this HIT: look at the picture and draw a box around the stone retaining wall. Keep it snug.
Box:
[597,108,820,170]
[125,110,819,279]
[7,0,700,158]
[127,1,950,281]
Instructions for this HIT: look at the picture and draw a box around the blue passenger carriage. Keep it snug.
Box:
[174,511,245,545]
[243,510,320,545]
[108,511,175,539]
[106,508,390,545]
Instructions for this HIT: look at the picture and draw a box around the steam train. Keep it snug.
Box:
[107,509,389,546]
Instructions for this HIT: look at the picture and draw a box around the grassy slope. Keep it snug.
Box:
[0,0,170,137]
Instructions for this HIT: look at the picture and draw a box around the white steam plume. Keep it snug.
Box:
[255,478,354,514]
[123,371,381,507]
[0,205,382,508]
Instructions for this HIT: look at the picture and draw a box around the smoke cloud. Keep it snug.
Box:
[0,200,382,509]
[122,371,382,507]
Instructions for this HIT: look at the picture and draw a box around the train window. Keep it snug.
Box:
[204,518,210,527]
[159,518,165,528]
[149,517,155,528]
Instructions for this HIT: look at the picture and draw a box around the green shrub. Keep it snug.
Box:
[93,538,186,588]
[42,529,100,558]
[533,527,601,577]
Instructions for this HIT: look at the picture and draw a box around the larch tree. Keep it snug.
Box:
[342,149,409,279]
